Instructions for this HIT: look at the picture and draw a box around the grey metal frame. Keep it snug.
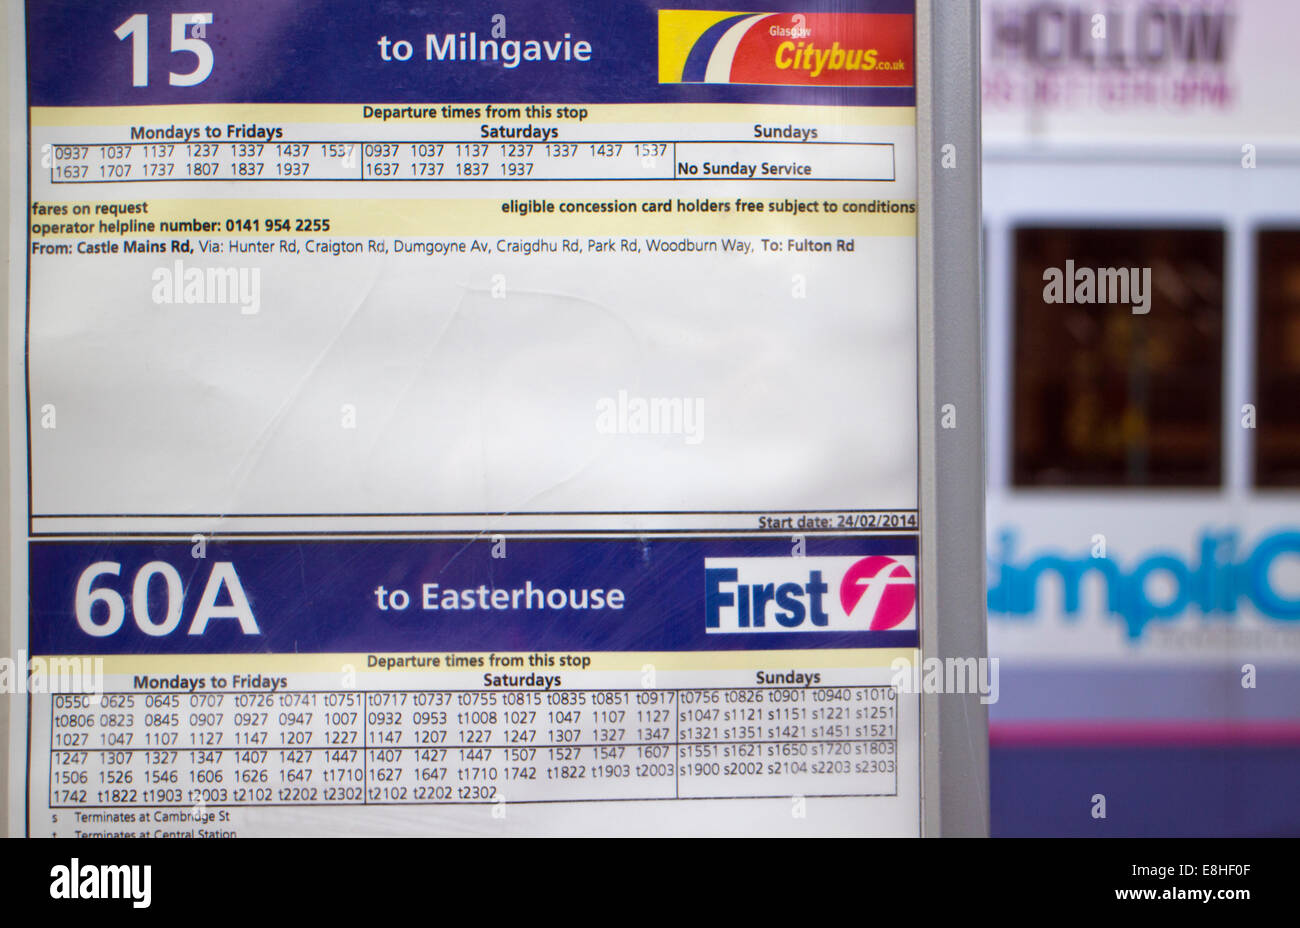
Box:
[0,2,17,839]
[916,0,989,837]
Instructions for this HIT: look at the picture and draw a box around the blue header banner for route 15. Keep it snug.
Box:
[10,0,923,837]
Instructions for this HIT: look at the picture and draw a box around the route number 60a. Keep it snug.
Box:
[75,561,259,637]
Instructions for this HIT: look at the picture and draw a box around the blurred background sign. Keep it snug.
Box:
[983,0,1300,148]
[981,0,1300,835]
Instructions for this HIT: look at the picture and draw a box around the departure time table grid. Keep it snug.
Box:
[44,683,900,808]
[45,139,896,184]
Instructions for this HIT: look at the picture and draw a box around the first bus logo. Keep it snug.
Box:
[705,555,917,633]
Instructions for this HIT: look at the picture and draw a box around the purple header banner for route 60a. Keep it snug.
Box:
[28,536,920,655]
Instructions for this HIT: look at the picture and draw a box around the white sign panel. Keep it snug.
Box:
[6,1,929,836]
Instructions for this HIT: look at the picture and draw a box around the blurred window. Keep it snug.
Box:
[1255,229,1300,486]
[1012,227,1224,487]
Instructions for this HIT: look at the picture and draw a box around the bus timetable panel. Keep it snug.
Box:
[5,0,985,836]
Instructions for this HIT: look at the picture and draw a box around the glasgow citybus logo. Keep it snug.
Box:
[705,555,917,633]
[658,11,912,87]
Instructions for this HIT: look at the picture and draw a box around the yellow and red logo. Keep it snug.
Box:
[658,10,913,86]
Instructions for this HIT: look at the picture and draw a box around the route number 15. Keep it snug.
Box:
[115,13,215,87]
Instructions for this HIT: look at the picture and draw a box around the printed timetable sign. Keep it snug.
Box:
[2,0,976,838]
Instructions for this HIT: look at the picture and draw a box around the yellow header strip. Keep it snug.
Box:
[32,103,915,128]
[29,197,917,238]
[49,648,918,676]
